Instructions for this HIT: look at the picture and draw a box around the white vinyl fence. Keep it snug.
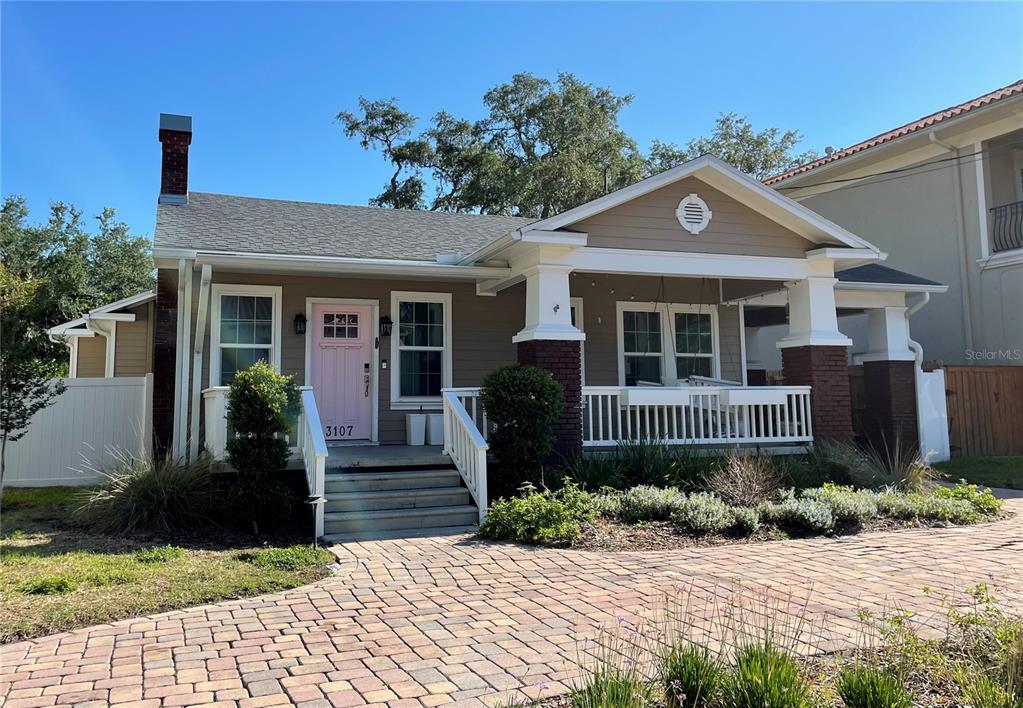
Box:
[4,375,153,487]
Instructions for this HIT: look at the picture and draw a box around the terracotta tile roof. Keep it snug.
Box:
[765,79,1023,185]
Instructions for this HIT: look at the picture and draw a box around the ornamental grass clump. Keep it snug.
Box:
[720,641,812,708]
[705,451,782,507]
[570,619,654,708]
[661,644,722,708]
[836,663,913,708]
[617,485,686,523]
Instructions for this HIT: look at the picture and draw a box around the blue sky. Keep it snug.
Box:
[3,2,1021,238]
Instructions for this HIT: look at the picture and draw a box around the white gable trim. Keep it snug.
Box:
[516,155,881,253]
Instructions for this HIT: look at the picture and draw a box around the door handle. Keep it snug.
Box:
[364,373,370,397]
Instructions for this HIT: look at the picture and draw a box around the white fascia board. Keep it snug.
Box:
[515,155,881,253]
[517,229,588,246]
[47,318,88,336]
[807,247,887,263]
[188,250,510,280]
[87,312,136,323]
[90,290,155,315]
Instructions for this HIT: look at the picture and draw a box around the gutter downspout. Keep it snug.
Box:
[188,265,212,461]
[928,132,975,352]
[905,292,931,369]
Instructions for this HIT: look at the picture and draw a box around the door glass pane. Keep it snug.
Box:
[625,356,661,386]
[400,350,442,397]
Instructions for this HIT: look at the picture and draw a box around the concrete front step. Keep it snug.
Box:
[323,468,462,493]
[324,487,473,513]
[323,505,480,535]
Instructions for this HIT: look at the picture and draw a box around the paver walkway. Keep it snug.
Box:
[3,500,1021,707]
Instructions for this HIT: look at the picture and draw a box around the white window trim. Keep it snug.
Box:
[209,284,283,387]
[390,291,453,411]
[571,297,585,385]
[304,298,380,443]
[615,302,720,386]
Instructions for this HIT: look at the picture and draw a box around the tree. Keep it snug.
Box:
[0,263,65,491]
[0,196,155,349]
[339,72,648,218]
[647,112,819,180]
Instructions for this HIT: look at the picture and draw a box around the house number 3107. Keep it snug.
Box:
[325,425,354,437]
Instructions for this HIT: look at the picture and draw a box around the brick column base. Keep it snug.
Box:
[152,268,178,457]
[516,340,582,456]
[781,345,854,442]
[863,360,918,451]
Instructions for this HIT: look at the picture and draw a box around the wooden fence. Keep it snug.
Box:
[943,366,1023,456]
[4,375,153,486]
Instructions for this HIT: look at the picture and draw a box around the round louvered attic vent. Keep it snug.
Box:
[675,193,712,235]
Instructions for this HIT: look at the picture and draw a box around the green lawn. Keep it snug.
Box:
[934,456,1023,490]
[0,487,335,643]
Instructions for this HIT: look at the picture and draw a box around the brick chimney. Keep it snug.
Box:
[158,113,192,205]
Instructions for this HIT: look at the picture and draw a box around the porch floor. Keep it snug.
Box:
[326,444,449,470]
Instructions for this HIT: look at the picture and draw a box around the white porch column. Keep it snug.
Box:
[776,276,852,349]
[856,306,915,362]
[511,265,585,343]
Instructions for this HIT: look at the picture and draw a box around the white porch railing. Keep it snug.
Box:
[441,389,488,522]
[298,386,328,537]
[582,385,813,447]
[444,387,489,440]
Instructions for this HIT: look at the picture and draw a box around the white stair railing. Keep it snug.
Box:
[298,386,328,537]
[441,389,488,522]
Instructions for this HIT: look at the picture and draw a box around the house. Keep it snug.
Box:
[47,291,156,378]
[48,113,954,537]
[765,79,1023,369]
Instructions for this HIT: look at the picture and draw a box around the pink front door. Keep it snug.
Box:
[311,304,373,441]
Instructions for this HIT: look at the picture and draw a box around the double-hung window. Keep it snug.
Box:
[621,310,663,386]
[617,303,720,385]
[674,311,715,378]
[390,292,452,408]
[210,285,282,386]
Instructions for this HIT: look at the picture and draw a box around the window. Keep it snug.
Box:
[323,312,359,339]
[390,292,452,408]
[675,312,714,378]
[617,303,720,386]
[210,285,281,386]
[622,310,663,386]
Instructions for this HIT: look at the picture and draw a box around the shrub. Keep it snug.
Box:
[674,492,734,534]
[836,663,913,708]
[478,483,596,546]
[225,361,300,475]
[133,545,185,564]
[591,490,623,518]
[760,497,835,533]
[238,545,329,571]
[800,485,879,525]
[730,506,761,536]
[660,643,722,708]
[557,453,626,491]
[875,491,981,524]
[17,575,77,595]
[935,481,1002,517]
[481,365,563,472]
[74,453,214,533]
[720,642,811,708]
[618,485,685,523]
[705,452,781,507]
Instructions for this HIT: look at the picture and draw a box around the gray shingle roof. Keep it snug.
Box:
[155,192,534,262]
[837,263,943,287]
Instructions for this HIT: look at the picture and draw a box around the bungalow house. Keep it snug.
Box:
[51,113,953,538]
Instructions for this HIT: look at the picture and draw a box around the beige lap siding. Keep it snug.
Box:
[113,302,155,376]
[75,336,107,377]
[574,176,816,258]
[193,272,525,444]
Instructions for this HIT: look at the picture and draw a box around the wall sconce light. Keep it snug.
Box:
[379,315,393,338]
[293,312,307,335]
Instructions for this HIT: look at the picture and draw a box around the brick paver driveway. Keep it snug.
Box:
[3,500,1021,708]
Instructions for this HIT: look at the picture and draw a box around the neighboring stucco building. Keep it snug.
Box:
[766,79,1023,368]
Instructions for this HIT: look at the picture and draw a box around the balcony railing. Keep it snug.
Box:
[990,201,1023,254]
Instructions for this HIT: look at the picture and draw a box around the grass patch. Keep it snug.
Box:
[0,486,333,643]
[935,456,1023,490]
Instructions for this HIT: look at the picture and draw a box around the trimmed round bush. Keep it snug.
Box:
[226,361,300,475]
[481,365,563,472]
[760,498,835,533]
[673,492,734,534]
[618,485,685,523]
[800,485,879,524]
